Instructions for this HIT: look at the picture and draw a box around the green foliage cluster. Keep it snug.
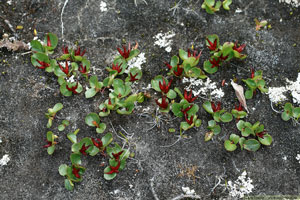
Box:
[30,33,90,97]
[281,103,300,122]
[224,120,272,152]
[201,0,232,14]
[204,34,247,74]
[243,70,268,99]
[152,47,206,136]
[33,33,145,190]
[59,128,129,190]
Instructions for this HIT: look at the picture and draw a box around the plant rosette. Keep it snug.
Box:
[45,103,63,128]
[204,34,246,74]
[58,120,70,131]
[234,120,272,151]
[59,164,86,191]
[85,113,106,134]
[243,69,268,99]
[231,103,247,120]
[85,75,104,98]
[71,133,113,157]
[104,143,130,180]
[281,102,300,122]
[43,131,58,155]
[203,101,233,123]
[201,0,222,14]
[205,120,221,141]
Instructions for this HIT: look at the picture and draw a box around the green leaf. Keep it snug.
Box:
[169,128,176,133]
[59,164,68,176]
[187,104,199,116]
[58,124,66,131]
[47,119,52,128]
[127,49,140,61]
[171,55,180,67]
[215,0,221,9]
[182,57,197,67]
[203,101,213,114]
[62,120,70,126]
[230,134,240,144]
[293,107,300,120]
[239,137,246,150]
[205,132,214,141]
[87,146,99,156]
[205,0,215,7]
[281,111,291,121]
[64,179,74,191]
[70,153,81,165]
[31,52,49,66]
[242,127,254,137]
[67,132,77,144]
[222,0,232,10]
[195,119,202,127]
[46,131,54,142]
[245,89,253,99]
[172,103,184,117]
[258,134,272,146]
[179,49,188,61]
[102,133,113,147]
[96,123,106,134]
[44,33,58,49]
[180,121,191,131]
[243,139,261,152]
[60,83,72,97]
[30,40,44,53]
[244,79,257,89]
[203,60,218,74]
[221,42,234,56]
[284,103,293,113]
[255,124,264,134]
[72,143,81,153]
[167,89,177,99]
[104,167,117,180]
[224,140,237,151]
[47,145,55,155]
[85,113,100,127]
[220,112,233,123]
[151,75,165,92]
[85,88,97,98]
[205,34,219,49]
[236,120,245,131]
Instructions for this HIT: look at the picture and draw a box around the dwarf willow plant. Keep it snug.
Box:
[202,101,233,141]
[242,69,268,99]
[224,120,272,152]
[204,34,246,74]
[281,102,300,122]
[201,0,232,14]
[45,103,63,128]
[30,33,91,97]
[59,128,129,190]
[152,48,204,136]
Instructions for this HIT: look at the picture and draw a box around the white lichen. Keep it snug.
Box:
[268,87,288,103]
[182,77,224,99]
[267,73,300,104]
[125,52,146,73]
[153,31,176,53]
[182,186,195,195]
[286,73,300,104]
[296,154,300,163]
[227,171,254,199]
[100,1,108,12]
[279,0,300,7]
[0,154,10,166]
